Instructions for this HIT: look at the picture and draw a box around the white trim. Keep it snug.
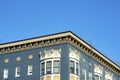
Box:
[40,59,60,76]
[28,65,33,76]
[3,69,8,79]
[15,67,20,77]
[70,59,80,76]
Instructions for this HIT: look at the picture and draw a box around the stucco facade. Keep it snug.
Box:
[0,31,120,80]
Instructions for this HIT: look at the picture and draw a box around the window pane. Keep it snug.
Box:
[82,68,86,80]
[76,62,79,75]
[95,75,99,80]
[53,60,60,73]
[28,65,33,75]
[41,62,45,75]
[89,72,92,80]
[46,61,52,74]
[100,76,102,80]
[54,61,59,67]
[70,61,75,74]
[15,67,20,77]
[3,69,8,79]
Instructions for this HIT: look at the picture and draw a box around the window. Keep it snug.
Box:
[3,69,8,79]
[95,75,99,80]
[53,60,60,73]
[70,61,75,74]
[41,62,45,75]
[82,68,86,80]
[89,72,92,80]
[46,61,52,74]
[76,62,79,75]
[15,67,20,77]
[28,65,33,75]
[95,74,102,80]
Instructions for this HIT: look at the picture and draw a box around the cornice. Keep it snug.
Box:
[0,31,120,76]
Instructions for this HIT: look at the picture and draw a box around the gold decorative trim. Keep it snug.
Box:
[0,32,119,75]
[16,56,21,61]
[4,58,9,63]
[28,54,33,59]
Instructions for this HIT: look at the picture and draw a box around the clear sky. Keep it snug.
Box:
[0,0,120,65]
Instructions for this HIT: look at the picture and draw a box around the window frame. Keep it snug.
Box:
[40,59,60,76]
[28,65,33,75]
[3,69,8,79]
[94,73,103,80]
[15,67,20,77]
[82,68,86,80]
[53,60,60,74]
[46,61,52,74]
[89,72,92,80]
[70,59,80,76]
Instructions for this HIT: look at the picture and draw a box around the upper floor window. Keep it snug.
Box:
[95,73,102,80]
[46,61,52,74]
[89,72,92,80]
[3,69,8,79]
[53,60,60,73]
[76,62,79,75]
[70,61,75,74]
[28,65,33,75]
[70,60,80,75]
[40,59,60,76]
[15,67,20,77]
[82,68,86,80]
[41,62,45,75]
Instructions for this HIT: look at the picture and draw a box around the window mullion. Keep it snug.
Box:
[52,60,53,74]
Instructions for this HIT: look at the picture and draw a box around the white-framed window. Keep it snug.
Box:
[70,60,75,74]
[46,61,52,74]
[95,73,102,80]
[3,69,8,79]
[40,59,60,76]
[53,60,60,73]
[15,67,20,77]
[82,68,86,80]
[70,59,80,76]
[28,65,33,75]
[89,72,92,80]
[41,62,45,75]
[76,62,79,75]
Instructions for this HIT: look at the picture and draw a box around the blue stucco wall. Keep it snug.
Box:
[0,43,119,80]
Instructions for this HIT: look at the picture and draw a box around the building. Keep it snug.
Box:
[0,31,120,80]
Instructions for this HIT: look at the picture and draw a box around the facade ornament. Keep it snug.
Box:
[69,48,80,60]
[94,64,103,74]
[105,71,113,80]
[40,48,61,60]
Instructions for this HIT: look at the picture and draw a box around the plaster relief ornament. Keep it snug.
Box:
[40,48,61,60]
[69,48,80,60]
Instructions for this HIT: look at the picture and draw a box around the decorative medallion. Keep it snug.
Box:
[16,56,21,61]
[28,54,33,59]
[4,58,9,63]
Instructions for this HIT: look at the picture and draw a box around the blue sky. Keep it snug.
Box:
[0,0,120,65]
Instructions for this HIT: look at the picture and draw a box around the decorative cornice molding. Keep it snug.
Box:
[0,31,119,75]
